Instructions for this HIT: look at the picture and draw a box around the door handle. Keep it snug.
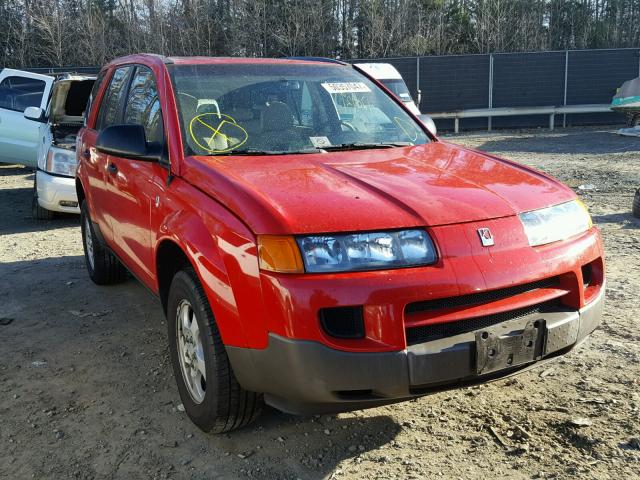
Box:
[82,149,90,159]
[107,163,118,174]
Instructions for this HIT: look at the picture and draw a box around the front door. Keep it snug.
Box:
[85,65,133,242]
[0,69,53,167]
[102,65,167,289]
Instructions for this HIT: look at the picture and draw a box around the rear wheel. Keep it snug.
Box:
[167,268,263,433]
[32,179,55,220]
[80,201,127,285]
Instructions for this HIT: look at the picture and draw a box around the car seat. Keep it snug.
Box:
[257,101,300,150]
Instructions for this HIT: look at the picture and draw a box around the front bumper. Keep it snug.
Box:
[227,286,603,414]
[36,170,79,214]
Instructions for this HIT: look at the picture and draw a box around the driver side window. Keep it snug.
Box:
[123,66,164,145]
[0,76,46,112]
[95,66,131,131]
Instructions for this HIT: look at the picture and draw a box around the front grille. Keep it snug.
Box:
[406,300,563,346]
[405,277,560,315]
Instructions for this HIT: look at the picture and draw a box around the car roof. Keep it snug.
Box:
[106,53,347,69]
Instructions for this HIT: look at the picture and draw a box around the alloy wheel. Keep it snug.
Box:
[84,218,95,270]
[176,299,207,404]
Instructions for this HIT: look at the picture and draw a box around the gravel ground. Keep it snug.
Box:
[1,126,639,480]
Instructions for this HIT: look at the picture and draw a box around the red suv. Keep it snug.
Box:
[76,54,605,433]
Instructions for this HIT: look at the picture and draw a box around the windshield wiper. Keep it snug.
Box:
[204,143,413,156]
[210,148,320,156]
[210,149,282,156]
[316,142,413,152]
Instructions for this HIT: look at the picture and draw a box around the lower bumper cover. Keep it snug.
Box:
[36,170,79,214]
[227,288,604,414]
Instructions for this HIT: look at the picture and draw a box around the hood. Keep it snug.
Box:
[181,142,575,235]
[49,76,95,124]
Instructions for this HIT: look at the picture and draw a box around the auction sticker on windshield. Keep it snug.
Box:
[322,82,371,94]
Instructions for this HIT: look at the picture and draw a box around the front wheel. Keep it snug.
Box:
[167,268,263,433]
[32,194,55,220]
[32,179,55,220]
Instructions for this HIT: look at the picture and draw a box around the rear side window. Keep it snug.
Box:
[0,76,46,112]
[95,66,131,130]
[123,66,164,144]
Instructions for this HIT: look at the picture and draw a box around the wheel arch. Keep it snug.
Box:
[154,209,260,349]
[75,177,86,207]
[156,238,194,313]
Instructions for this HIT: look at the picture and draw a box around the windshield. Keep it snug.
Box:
[169,63,429,155]
[379,79,413,103]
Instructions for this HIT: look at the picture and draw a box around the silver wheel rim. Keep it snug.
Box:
[84,218,95,270]
[176,299,206,404]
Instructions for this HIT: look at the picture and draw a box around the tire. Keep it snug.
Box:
[32,180,55,220]
[633,189,640,219]
[167,268,263,433]
[80,201,128,285]
[32,193,55,220]
[628,114,640,127]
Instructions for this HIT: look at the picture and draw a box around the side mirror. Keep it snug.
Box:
[96,124,161,161]
[24,106,44,122]
[418,114,437,137]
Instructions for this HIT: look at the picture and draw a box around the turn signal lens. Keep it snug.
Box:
[257,235,304,273]
[575,199,593,228]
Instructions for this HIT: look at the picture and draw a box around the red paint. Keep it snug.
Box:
[77,54,605,353]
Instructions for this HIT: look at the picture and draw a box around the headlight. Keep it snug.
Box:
[519,200,592,247]
[296,229,437,273]
[45,147,77,177]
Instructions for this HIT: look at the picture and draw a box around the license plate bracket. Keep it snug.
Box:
[475,319,546,375]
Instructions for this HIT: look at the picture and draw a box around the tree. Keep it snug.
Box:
[1,0,639,68]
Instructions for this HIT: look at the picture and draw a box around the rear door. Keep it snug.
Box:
[0,69,54,166]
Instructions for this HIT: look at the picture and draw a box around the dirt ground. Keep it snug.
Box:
[1,127,639,480]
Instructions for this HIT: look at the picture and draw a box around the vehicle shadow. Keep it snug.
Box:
[0,163,32,177]
[0,186,79,234]
[207,408,402,479]
[0,255,402,479]
[473,129,638,155]
[592,211,640,228]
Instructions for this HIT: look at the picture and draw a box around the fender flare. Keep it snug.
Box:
[156,209,262,348]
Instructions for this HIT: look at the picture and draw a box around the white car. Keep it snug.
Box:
[354,62,437,135]
[0,68,95,218]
